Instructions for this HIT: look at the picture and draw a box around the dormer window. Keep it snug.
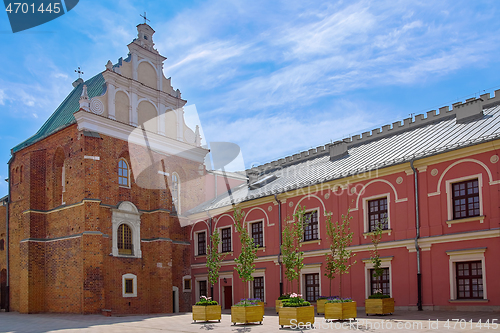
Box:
[144,35,148,40]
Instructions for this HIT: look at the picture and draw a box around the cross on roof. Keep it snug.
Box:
[140,12,150,24]
[75,67,84,79]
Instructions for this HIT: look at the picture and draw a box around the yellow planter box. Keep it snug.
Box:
[231,305,264,325]
[324,301,357,320]
[257,302,264,317]
[365,298,394,315]
[316,299,328,314]
[279,305,315,328]
[275,300,284,314]
[192,305,221,322]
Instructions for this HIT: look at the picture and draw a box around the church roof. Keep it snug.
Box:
[12,73,106,153]
[186,102,500,216]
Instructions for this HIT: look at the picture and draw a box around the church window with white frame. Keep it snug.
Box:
[112,201,142,258]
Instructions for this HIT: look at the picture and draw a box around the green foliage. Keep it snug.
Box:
[325,297,354,303]
[281,293,310,307]
[234,298,260,307]
[368,294,390,299]
[206,228,226,290]
[278,294,291,300]
[369,221,386,295]
[280,206,307,293]
[233,207,258,299]
[324,208,356,298]
[195,296,218,306]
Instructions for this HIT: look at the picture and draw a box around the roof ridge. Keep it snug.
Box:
[246,89,500,176]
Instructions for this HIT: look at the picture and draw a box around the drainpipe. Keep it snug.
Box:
[209,216,214,300]
[274,194,283,296]
[5,156,12,312]
[410,160,423,311]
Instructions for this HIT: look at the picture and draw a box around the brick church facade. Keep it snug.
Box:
[0,23,210,314]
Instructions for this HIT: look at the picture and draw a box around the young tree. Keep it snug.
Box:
[369,222,384,296]
[206,228,226,298]
[280,205,307,294]
[233,207,259,300]
[324,208,356,298]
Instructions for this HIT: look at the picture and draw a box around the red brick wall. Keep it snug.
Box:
[8,123,202,313]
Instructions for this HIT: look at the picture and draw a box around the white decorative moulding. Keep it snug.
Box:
[90,98,104,115]
[431,169,439,176]
[490,155,499,164]
[396,177,403,184]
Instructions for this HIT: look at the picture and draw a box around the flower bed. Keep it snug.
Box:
[324,298,357,320]
[365,294,394,315]
[279,293,315,328]
[231,299,264,325]
[192,296,221,322]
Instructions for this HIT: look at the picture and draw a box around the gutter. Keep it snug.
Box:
[5,156,12,312]
[274,194,283,296]
[410,160,423,311]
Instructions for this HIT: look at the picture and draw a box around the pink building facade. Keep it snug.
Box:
[187,94,500,311]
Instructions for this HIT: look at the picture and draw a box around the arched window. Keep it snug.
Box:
[19,166,23,183]
[172,173,180,212]
[117,224,133,255]
[118,159,130,187]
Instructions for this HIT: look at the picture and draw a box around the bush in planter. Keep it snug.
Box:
[278,294,291,300]
[324,297,357,320]
[317,295,337,315]
[193,296,221,322]
[231,298,263,325]
[276,294,290,313]
[195,296,219,306]
[279,294,314,328]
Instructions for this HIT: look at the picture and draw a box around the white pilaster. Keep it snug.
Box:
[107,83,116,120]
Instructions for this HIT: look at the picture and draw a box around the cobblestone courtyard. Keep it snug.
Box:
[1,309,499,333]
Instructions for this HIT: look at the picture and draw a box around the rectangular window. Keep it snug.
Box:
[368,198,388,232]
[370,267,390,295]
[184,278,191,291]
[251,221,264,247]
[452,179,480,220]
[304,273,320,302]
[253,277,264,301]
[303,211,319,241]
[124,279,134,294]
[197,232,206,255]
[199,280,207,297]
[456,261,483,299]
[221,227,231,253]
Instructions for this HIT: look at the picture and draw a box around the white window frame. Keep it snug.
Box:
[218,225,233,253]
[195,276,208,301]
[182,275,192,292]
[301,207,321,242]
[112,201,142,258]
[247,219,265,248]
[446,248,487,300]
[61,163,66,204]
[363,256,393,299]
[248,269,266,302]
[446,174,483,222]
[118,158,131,188]
[300,264,322,301]
[194,230,207,256]
[363,193,391,234]
[122,273,137,297]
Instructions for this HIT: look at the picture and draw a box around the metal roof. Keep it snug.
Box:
[186,104,500,215]
[12,73,106,153]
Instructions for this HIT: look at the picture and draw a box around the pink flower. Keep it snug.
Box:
[290,293,302,298]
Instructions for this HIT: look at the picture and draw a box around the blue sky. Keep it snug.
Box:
[1,0,500,196]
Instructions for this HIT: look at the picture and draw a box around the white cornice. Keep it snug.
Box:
[74,110,208,163]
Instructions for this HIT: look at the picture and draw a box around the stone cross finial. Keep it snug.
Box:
[79,84,90,111]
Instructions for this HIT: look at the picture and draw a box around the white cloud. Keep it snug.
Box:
[0,89,5,105]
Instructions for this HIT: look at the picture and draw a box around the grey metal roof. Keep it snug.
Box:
[186,103,500,215]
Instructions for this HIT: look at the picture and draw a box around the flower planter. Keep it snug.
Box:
[257,301,265,317]
[231,305,264,325]
[324,302,357,320]
[316,299,327,314]
[192,305,221,322]
[365,298,394,315]
[279,305,315,328]
[275,300,284,314]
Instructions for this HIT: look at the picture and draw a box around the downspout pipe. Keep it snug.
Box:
[274,194,283,296]
[5,156,12,312]
[410,160,423,311]
[209,217,214,299]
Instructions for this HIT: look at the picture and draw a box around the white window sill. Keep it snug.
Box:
[449,299,488,303]
[446,215,485,227]
[301,239,321,245]
[363,229,392,239]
